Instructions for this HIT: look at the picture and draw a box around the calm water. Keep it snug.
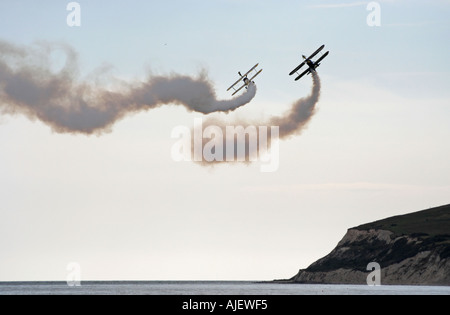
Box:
[0,281,449,295]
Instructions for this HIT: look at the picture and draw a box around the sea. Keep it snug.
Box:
[0,281,449,295]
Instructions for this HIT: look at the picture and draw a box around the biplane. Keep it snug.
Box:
[227,63,263,96]
[289,45,329,81]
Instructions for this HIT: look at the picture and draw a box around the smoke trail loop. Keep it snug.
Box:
[195,72,321,164]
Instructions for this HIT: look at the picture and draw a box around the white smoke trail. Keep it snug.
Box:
[269,71,321,140]
[0,40,257,135]
[194,72,321,164]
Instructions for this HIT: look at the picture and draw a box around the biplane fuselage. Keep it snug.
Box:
[239,72,251,86]
[303,56,317,72]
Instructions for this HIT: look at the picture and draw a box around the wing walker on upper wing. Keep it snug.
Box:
[227,63,263,96]
[289,45,329,81]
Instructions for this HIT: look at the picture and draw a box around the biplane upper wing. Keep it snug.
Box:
[289,61,306,76]
[231,69,262,96]
[289,45,325,75]
[307,44,325,61]
[314,51,329,68]
[248,69,263,83]
[227,77,245,92]
[227,63,259,91]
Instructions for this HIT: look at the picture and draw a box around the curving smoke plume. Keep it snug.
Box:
[194,72,321,165]
[268,71,321,140]
[0,40,257,135]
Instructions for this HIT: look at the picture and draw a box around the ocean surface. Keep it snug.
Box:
[0,281,449,295]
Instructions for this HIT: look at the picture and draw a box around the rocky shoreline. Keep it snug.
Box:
[284,204,450,286]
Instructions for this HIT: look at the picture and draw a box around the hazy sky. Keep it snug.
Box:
[1,0,450,281]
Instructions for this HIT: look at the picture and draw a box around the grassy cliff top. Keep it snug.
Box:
[354,204,450,238]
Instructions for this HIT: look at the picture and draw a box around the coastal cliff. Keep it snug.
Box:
[289,204,450,285]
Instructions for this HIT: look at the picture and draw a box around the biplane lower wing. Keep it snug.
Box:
[227,63,259,91]
[314,51,329,68]
[230,69,262,96]
[289,45,324,76]
[248,69,263,83]
[231,84,247,96]
[228,63,262,95]
[295,69,310,81]
[227,77,244,92]
[290,45,329,81]
[289,62,305,76]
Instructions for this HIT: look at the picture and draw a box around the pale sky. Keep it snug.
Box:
[0,0,450,281]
